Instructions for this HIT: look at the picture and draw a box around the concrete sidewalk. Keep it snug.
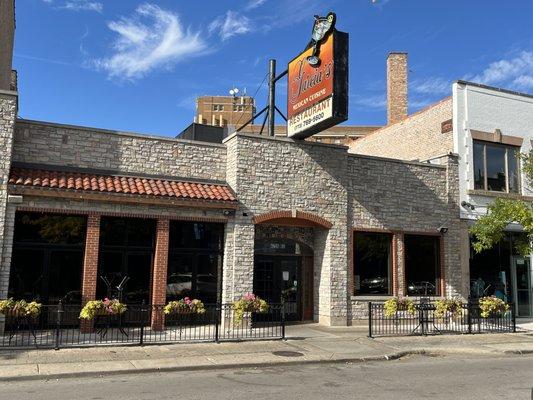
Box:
[1,324,533,382]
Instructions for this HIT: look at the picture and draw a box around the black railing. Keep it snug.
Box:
[0,302,285,349]
[368,300,516,338]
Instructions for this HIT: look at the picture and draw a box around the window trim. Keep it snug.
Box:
[353,230,394,296]
[403,233,443,297]
[473,140,521,194]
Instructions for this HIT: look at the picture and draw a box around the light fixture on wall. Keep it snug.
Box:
[461,201,476,210]
[437,224,448,234]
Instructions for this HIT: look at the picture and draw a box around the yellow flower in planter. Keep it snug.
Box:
[383,298,416,318]
[478,296,509,318]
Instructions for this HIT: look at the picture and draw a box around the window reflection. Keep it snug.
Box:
[405,235,440,296]
[166,221,224,304]
[354,232,392,295]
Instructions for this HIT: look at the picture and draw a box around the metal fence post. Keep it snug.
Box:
[368,302,373,338]
[512,303,516,333]
[419,304,426,336]
[55,301,63,350]
[467,300,472,334]
[215,302,220,343]
[139,300,146,346]
[281,299,286,340]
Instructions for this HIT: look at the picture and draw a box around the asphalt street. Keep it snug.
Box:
[2,354,533,400]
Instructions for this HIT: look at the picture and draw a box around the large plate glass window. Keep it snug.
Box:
[353,232,392,295]
[405,234,441,296]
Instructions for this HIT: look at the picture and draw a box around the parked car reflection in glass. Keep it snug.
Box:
[360,276,388,294]
[407,281,436,296]
[166,273,193,299]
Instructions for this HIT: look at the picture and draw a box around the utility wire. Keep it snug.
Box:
[235,71,269,133]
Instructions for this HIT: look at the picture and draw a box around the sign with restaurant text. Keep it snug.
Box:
[287,20,348,139]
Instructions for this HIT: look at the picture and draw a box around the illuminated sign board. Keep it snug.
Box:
[287,15,348,139]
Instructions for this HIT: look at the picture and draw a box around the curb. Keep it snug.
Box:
[0,351,415,383]
[1,347,522,383]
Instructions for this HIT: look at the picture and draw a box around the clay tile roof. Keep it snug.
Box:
[9,167,237,203]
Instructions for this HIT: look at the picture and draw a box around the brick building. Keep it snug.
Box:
[0,4,466,333]
[351,53,533,318]
[195,95,256,127]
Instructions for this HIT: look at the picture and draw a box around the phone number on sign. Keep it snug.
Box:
[292,112,324,131]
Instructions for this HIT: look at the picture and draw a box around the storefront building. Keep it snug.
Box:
[351,54,533,318]
[0,97,464,330]
[0,5,465,331]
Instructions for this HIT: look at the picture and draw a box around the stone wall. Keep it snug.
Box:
[12,120,227,182]
[223,133,349,325]
[350,97,453,161]
[0,92,17,300]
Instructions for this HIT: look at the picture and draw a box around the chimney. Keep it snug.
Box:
[386,52,408,125]
[0,0,15,91]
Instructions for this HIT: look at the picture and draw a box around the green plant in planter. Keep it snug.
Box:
[478,296,509,318]
[383,298,416,318]
[79,298,127,320]
[164,298,206,315]
[0,298,42,318]
[0,298,15,314]
[434,298,463,318]
[232,294,268,323]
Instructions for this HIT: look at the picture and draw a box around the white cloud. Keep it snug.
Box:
[209,11,252,41]
[62,0,102,12]
[245,0,267,10]
[513,75,533,89]
[410,77,450,96]
[470,51,533,91]
[94,3,208,80]
[43,0,103,12]
[351,94,387,110]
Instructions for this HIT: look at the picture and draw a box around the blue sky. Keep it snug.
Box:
[13,0,533,137]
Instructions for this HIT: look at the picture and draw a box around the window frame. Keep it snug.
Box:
[473,140,521,194]
[353,231,393,296]
[404,233,442,297]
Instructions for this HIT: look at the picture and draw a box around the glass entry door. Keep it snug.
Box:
[254,256,301,321]
[511,257,533,317]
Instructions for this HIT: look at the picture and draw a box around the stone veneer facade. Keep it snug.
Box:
[0,110,464,326]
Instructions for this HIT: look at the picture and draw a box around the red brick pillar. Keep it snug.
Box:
[80,214,101,333]
[151,218,170,330]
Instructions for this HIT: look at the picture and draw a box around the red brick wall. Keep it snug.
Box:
[81,214,100,304]
[80,214,101,332]
[151,218,170,330]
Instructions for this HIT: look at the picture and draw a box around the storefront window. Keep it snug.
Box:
[8,212,86,304]
[354,232,392,295]
[166,221,224,304]
[405,234,440,296]
[97,217,156,304]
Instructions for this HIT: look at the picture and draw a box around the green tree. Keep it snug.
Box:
[470,152,533,255]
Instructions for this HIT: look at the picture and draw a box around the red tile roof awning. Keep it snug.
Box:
[8,166,237,203]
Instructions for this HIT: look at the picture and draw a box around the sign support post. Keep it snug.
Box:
[268,59,276,137]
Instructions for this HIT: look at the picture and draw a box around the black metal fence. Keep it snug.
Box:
[0,303,285,349]
[368,300,516,338]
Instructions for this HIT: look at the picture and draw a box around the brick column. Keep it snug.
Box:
[80,214,101,333]
[151,218,170,331]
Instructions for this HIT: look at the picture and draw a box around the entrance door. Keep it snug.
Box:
[254,256,301,321]
[511,257,533,317]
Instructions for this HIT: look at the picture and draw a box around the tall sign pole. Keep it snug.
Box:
[268,59,276,137]
[237,12,348,140]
